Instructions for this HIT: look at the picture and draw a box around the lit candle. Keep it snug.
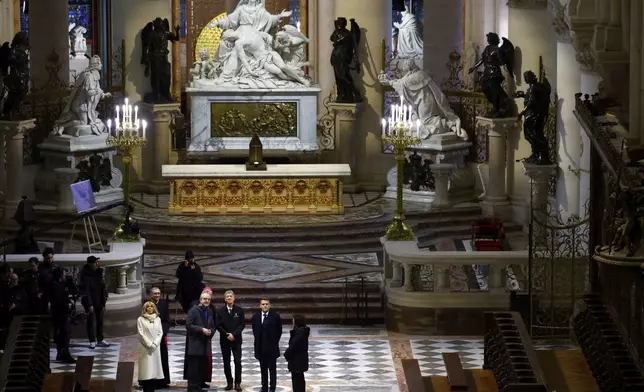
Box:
[381,118,387,137]
[107,119,112,136]
[416,119,421,138]
[402,105,407,123]
[115,106,120,123]
[408,105,412,122]
[124,97,129,108]
[142,120,147,139]
[134,106,138,123]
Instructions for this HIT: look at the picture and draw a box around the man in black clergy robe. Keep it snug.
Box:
[252,298,283,392]
[185,291,215,392]
[216,290,245,391]
[149,287,171,388]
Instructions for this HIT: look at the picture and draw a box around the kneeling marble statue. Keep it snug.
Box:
[378,59,467,140]
[52,56,110,137]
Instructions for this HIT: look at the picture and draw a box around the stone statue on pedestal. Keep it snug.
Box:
[52,56,111,137]
[189,49,215,82]
[468,32,515,118]
[378,59,467,140]
[393,3,423,59]
[275,25,310,73]
[331,17,362,103]
[72,25,88,59]
[141,17,180,103]
[515,70,551,164]
[0,32,30,119]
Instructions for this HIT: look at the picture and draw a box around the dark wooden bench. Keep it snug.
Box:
[112,362,135,392]
[402,358,427,392]
[73,356,95,391]
[442,352,468,391]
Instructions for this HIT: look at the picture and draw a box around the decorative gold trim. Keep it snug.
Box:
[168,178,344,215]
[195,12,227,60]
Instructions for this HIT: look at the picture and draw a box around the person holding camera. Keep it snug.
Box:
[38,247,56,313]
[80,256,110,349]
[175,251,204,314]
[49,267,76,363]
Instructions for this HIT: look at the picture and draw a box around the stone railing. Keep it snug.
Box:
[4,240,144,310]
[383,239,529,309]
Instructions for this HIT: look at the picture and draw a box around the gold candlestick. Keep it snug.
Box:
[383,123,420,241]
[107,130,147,207]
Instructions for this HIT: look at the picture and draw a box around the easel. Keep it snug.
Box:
[70,211,104,253]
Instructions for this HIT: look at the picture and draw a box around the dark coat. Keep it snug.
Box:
[216,304,245,345]
[175,262,204,306]
[80,265,107,310]
[185,304,215,357]
[252,311,282,360]
[154,298,171,335]
[37,262,55,299]
[284,326,310,373]
[19,269,39,312]
[48,278,70,317]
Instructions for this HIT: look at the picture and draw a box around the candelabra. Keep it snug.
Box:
[382,98,421,241]
[106,98,148,208]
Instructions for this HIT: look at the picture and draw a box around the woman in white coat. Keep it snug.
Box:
[138,301,164,392]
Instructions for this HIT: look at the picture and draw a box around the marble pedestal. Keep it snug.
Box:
[476,116,521,218]
[69,57,89,83]
[522,162,557,239]
[187,86,322,154]
[137,102,181,194]
[0,119,36,214]
[327,101,364,192]
[384,133,473,204]
[36,133,124,206]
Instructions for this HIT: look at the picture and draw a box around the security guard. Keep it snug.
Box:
[49,267,75,363]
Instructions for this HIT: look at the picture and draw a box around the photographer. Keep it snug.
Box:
[175,251,204,314]
[38,247,56,313]
[80,256,110,349]
[49,267,76,363]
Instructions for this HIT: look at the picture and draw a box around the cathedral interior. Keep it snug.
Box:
[1,0,643,390]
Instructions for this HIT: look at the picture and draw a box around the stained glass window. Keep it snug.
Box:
[69,0,92,41]
[180,0,187,37]
[19,0,28,32]
[392,0,424,27]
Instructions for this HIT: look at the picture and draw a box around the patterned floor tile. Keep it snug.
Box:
[203,257,336,282]
[49,341,121,380]
[310,252,380,266]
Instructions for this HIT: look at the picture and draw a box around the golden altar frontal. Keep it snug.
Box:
[162,164,351,215]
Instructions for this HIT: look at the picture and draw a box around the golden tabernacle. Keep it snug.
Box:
[162,164,351,215]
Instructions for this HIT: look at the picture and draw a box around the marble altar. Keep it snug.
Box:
[162,163,351,214]
[187,86,322,153]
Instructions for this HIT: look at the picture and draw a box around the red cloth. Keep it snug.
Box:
[164,335,168,346]
[205,342,213,381]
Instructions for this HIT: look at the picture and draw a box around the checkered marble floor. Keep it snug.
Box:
[49,341,121,379]
[167,328,396,389]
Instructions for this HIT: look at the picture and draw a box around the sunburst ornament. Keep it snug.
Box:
[195,12,228,60]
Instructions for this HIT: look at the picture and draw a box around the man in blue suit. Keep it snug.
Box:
[252,298,283,392]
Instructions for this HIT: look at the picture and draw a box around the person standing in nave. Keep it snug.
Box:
[49,267,76,363]
[80,256,110,349]
[185,291,216,392]
[38,247,56,313]
[148,287,171,389]
[216,290,245,391]
[137,301,165,392]
[252,298,282,392]
[20,257,41,314]
[284,315,310,392]
[175,250,205,314]
[183,286,217,389]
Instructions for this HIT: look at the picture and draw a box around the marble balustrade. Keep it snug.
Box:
[382,239,529,309]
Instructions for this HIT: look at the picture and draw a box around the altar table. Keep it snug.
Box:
[162,164,351,215]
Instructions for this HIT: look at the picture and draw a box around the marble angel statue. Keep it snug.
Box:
[394,3,423,59]
[68,23,75,59]
[195,0,311,88]
[190,48,215,82]
[378,59,467,140]
[52,56,111,137]
[72,25,88,58]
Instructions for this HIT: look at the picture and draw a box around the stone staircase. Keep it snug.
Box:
[148,282,384,325]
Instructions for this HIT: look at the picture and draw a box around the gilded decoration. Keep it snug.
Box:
[211,102,297,137]
[194,12,226,59]
[168,178,343,214]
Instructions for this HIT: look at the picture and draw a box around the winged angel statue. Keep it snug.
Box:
[468,32,515,118]
[190,0,311,88]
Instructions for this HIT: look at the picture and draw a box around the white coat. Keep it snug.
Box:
[137,314,164,381]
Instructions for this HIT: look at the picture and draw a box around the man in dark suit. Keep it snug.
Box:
[252,298,282,392]
[149,287,171,388]
[216,290,245,391]
[185,291,215,392]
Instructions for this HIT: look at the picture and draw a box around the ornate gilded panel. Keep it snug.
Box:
[168,177,343,214]
[186,0,227,68]
[211,102,297,137]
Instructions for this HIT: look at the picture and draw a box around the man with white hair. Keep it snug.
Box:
[185,290,215,392]
[216,290,245,391]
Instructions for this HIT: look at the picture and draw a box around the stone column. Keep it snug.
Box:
[0,119,35,212]
[0,0,14,44]
[29,0,69,89]
[522,162,557,241]
[430,163,454,207]
[139,102,181,193]
[116,266,128,294]
[335,0,392,190]
[556,39,582,218]
[55,168,80,213]
[127,264,139,289]
[423,0,462,82]
[476,117,520,218]
[629,0,642,141]
[328,102,363,191]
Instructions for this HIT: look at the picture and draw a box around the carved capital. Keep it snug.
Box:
[549,0,573,43]
[0,118,37,139]
[507,0,547,9]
